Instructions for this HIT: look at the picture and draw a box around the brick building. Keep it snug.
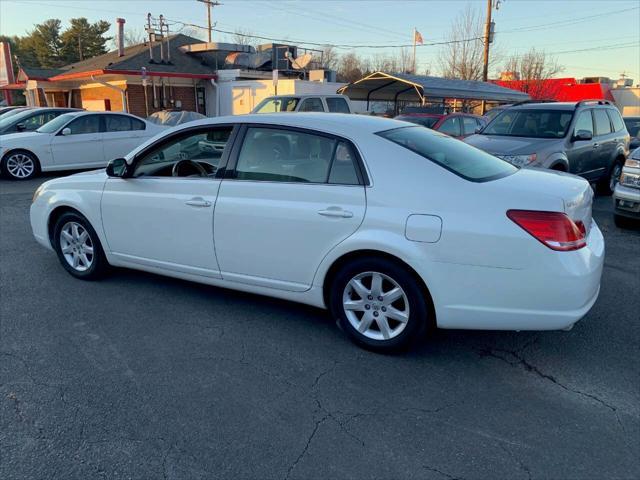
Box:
[17,34,217,118]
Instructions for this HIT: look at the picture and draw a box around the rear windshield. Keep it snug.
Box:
[395,115,439,128]
[483,109,573,138]
[624,118,640,137]
[378,126,517,182]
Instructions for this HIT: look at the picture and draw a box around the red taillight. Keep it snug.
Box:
[507,210,587,251]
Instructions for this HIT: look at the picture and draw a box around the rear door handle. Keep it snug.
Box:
[318,208,353,218]
[185,197,212,208]
[593,143,600,148]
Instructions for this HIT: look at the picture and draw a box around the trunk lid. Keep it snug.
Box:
[496,167,594,233]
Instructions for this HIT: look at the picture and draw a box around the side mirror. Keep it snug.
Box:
[61,127,71,136]
[573,129,593,141]
[16,123,26,132]
[475,126,484,134]
[106,158,128,177]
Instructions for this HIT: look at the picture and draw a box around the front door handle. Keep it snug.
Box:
[185,197,212,208]
[592,143,600,148]
[318,208,354,218]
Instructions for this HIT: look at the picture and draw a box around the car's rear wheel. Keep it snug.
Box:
[1,150,40,180]
[329,257,429,352]
[53,212,109,280]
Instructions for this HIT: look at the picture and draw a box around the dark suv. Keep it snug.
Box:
[465,100,630,193]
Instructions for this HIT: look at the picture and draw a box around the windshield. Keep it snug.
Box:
[483,109,573,139]
[254,97,300,113]
[378,126,517,182]
[395,115,439,128]
[624,118,640,137]
[36,113,76,133]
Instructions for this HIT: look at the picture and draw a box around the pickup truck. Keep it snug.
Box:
[252,94,354,114]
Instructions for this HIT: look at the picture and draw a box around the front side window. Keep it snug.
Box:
[483,109,573,139]
[254,97,299,113]
[378,126,517,182]
[593,109,612,136]
[134,127,232,177]
[573,110,594,136]
[326,97,350,113]
[437,117,461,136]
[22,112,58,131]
[299,98,324,112]
[235,127,361,184]
[67,115,100,135]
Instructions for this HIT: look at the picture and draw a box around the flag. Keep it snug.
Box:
[414,29,424,45]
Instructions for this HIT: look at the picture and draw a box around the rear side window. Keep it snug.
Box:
[593,109,612,135]
[378,126,517,182]
[326,97,350,113]
[607,109,625,132]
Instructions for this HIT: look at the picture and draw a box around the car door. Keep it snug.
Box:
[213,125,367,291]
[100,125,235,277]
[567,109,595,176]
[49,114,105,168]
[103,114,149,161]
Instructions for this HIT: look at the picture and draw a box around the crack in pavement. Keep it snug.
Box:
[284,413,329,480]
[422,464,464,480]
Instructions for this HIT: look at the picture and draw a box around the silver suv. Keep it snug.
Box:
[465,100,630,194]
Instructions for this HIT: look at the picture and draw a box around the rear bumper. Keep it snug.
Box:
[426,221,604,331]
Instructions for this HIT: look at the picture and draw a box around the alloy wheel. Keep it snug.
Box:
[5,153,35,179]
[342,271,410,341]
[59,222,94,272]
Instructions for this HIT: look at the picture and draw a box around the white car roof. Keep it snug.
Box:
[182,113,408,137]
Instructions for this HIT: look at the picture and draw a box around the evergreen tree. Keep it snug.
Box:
[26,19,64,68]
[61,18,111,64]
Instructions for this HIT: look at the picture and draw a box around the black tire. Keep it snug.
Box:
[1,150,40,180]
[53,212,109,280]
[597,159,623,196]
[329,257,429,353]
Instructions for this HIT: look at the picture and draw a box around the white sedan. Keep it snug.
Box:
[1,111,164,180]
[30,113,604,352]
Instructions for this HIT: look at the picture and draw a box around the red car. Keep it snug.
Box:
[394,112,486,139]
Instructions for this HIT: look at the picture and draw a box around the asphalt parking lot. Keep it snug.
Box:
[1,173,639,480]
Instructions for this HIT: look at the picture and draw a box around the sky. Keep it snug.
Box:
[1,0,639,82]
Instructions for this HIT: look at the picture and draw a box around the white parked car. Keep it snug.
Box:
[1,111,164,180]
[252,94,353,114]
[30,113,604,352]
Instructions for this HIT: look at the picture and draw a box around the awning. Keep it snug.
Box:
[338,71,530,104]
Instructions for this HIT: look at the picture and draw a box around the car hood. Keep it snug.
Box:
[0,131,43,142]
[464,134,557,155]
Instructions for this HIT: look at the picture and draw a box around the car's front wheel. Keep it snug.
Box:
[329,257,429,352]
[598,159,623,195]
[1,150,40,180]
[53,212,109,279]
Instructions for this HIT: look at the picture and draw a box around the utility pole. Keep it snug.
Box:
[482,0,500,113]
[197,0,222,43]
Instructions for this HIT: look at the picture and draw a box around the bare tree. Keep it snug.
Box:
[502,49,564,99]
[233,28,257,48]
[122,28,147,47]
[438,5,487,80]
[398,47,413,74]
[321,46,339,71]
[337,51,365,83]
